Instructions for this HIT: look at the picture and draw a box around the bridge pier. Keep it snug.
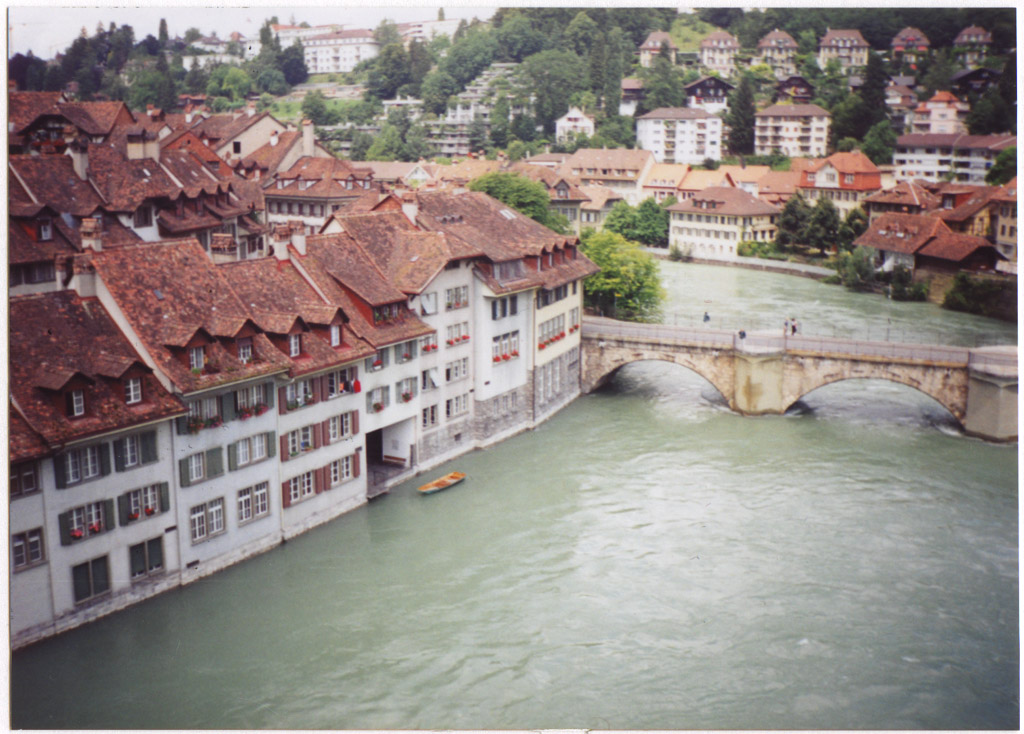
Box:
[732,349,786,416]
[964,348,1018,442]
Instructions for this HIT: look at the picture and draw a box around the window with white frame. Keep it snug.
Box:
[421,367,440,391]
[491,295,518,319]
[68,389,85,417]
[190,498,225,543]
[287,425,316,455]
[285,380,314,408]
[189,345,205,371]
[422,404,438,428]
[329,456,353,487]
[325,367,357,398]
[445,285,469,310]
[236,383,267,411]
[445,357,469,383]
[491,331,520,361]
[188,396,221,421]
[125,378,142,405]
[396,377,417,403]
[237,481,270,524]
[235,433,268,466]
[395,340,417,363]
[12,528,44,569]
[446,322,469,345]
[327,411,354,442]
[368,385,389,412]
[420,333,438,352]
[329,324,342,346]
[366,349,389,372]
[570,307,580,329]
[288,471,316,503]
[540,314,566,343]
[237,337,253,363]
[65,445,102,485]
[11,461,39,497]
[288,333,302,357]
[122,435,139,468]
[445,393,469,419]
[188,453,205,482]
[127,484,161,519]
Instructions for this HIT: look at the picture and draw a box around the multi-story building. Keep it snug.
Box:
[798,151,883,220]
[683,76,734,115]
[667,186,780,262]
[264,156,378,233]
[954,26,992,68]
[561,148,656,205]
[555,107,596,143]
[992,177,1017,263]
[301,29,378,74]
[861,181,940,222]
[9,291,186,648]
[700,31,740,77]
[636,108,723,165]
[754,103,831,157]
[637,31,679,68]
[817,28,870,73]
[271,23,343,48]
[910,91,970,135]
[774,76,815,105]
[891,27,930,67]
[509,163,589,234]
[757,29,798,79]
[893,133,1016,183]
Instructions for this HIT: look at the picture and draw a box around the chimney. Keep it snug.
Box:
[67,137,89,180]
[301,119,314,157]
[270,130,279,147]
[247,101,256,117]
[272,224,292,261]
[126,128,145,160]
[401,192,419,224]
[80,217,102,252]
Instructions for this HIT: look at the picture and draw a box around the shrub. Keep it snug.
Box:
[942,272,1008,316]
[836,247,876,291]
[889,265,928,301]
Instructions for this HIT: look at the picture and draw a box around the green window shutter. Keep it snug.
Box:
[148,537,163,571]
[113,439,126,472]
[176,416,188,435]
[206,447,224,478]
[92,556,109,594]
[98,443,112,476]
[130,542,146,577]
[72,562,91,601]
[118,494,130,526]
[265,382,275,409]
[58,511,72,546]
[266,431,276,458]
[140,431,158,464]
[222,392,237,422]
[227,442,238,471]
[159,482,170,512]
[54,455,68,489]
[179,457,191,488]
[103,499,114,532]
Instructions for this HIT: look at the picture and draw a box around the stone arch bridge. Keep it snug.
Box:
[581,316,1017,442]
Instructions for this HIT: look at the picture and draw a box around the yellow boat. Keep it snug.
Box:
[417,471,466,495]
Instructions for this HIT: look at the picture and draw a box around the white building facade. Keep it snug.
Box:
[637,108,723,165]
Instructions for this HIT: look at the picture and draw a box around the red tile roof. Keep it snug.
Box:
[863,181,940,210]
[9,408,50,463]
[917,231,995,262]
[756,103,830,118]
[758,29,797,48]
[820,28,869,47]
[9,291,186,446]
[8,154,106,217]
[668,186,780,216]
[853,212,947,255]
[701,30,740,48]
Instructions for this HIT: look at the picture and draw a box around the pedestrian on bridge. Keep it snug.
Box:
[784,318,791,335]
[791,318,799,335]
[703,311,710,323]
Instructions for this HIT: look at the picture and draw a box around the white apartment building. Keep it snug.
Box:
[303,29,379,74]
[894,133,1017,184]
[556,107,596,143]
[754,104,831,157]
[667,186,780,262]
[636,108,723,165]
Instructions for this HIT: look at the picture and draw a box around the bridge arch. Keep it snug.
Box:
[782,374,965,425]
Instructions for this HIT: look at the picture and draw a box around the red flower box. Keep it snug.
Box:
[145,507,155,516]
[502,354,510,361]
[493,356,501,363]
[129,512,140,520]
[462,335,470,341]
[539,343,546,350]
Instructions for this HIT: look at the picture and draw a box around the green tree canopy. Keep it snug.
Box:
[985,147,1016,185]
[579,229,665,322]
[516,49,588,134]
[803,197,841,255]
[774,193,812,250]
[861,120,898,165]
[467,172,567,232]
[726,73,756,155]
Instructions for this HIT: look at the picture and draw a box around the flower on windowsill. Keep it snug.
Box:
[238,407,253,420]
[402,391,413,402]
[129,511,140,520]
[373,402,384,412]
[89,523,101,534]
[493,355,501,363]
[447,339,454,346]
[70,528,84,540]
[145,507,155,516]
[539,343,546,350]
[255,403,269,415]
[372,359,382,368]
[461,335,469,341]
[511,350,519,357]
[187,417,204,434]
[403,353,411,360]
[204,416,223,429]
[190,367,203,375]
[287,400,300,411]
[502,354,510,361]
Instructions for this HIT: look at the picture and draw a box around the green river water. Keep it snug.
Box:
[11,262,1019,729]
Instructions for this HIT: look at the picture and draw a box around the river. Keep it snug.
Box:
[11,262,1019,730]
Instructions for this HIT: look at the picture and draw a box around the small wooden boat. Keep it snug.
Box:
[417,471,466,495]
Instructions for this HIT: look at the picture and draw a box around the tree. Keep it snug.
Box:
[490,97,511,148]
[836,246,876,291]
[803,197,841,255]
[127,69,176,111]
[640,42,684,112]
[468,172,567,232]
[985,147,1016,185]
[406,39,432,95]
[603,201,640,241]
[256,68,289,96]
[184,58,209,95]
[564,11,599,56]
[184,27,202,44]
[634,197,671,246]
[158,18,169,47]
[774,193,811,250]
[861,120,898,165]
[830,93,869,143]
[815,58,847,110]
[420,71,458,115]
[966,88,1012,136]
[365,124,405,161]
[837,207,868,252]
[367,43,409,100]
[588,31,607,101]
[373,20,402,47]
[579,230,665,321]
[517,49,588,135]
[726,73,756,155]
[301,90,331,125]
[279,41,308,85]
[467,115,489,154]
[860,51,889,128]
[919,48,957,99]
[349,131,374,161]
[603,27,625,116]
[495,13,546,62]
[511,113,537,142]
[402,124,433,162]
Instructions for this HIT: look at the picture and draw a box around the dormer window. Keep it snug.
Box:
[133,206,153,228]
[189,346,205,371]
[330,325,341,346]
[67,389,86,418]
[125,377,142,405]
[289,333,302,357]
[238,337,253,363]
[38,218,52,241]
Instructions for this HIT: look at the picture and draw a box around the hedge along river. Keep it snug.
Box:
[11,261,1018,730]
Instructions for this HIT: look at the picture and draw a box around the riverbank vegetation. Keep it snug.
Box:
[580,229,664,322]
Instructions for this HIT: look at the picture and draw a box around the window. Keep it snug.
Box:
[446,393,469,419]
[395,340,417,363]
[12,529,44,569]
[237,337,253,363]
[232,433,268,467]
[365,349,389,372]
[11,462,39,497]
[421,367,440,391]
[329,324,342,346]
[190,499,225,543]
[66,501,108,540]
[189,346,205,371]
[233,141,242,155]
[237,481,270,524]
[189,453,205,482]
[420,334,438,352]
[396,377,417,403]
[329,456,353,486]
[189,396,221,422]
[368,385,389,412]
[445,357,469,383]
[446,322,469,345]
[288,333,302,357]
[570,307,580,329]
[68,389,85,417]
[180,448,223,487]
[372,303,400,323]
[325,368,357,398]
[122,435,139,468]
[419,292,438,315]
[63,444,105,486]
[288,425,317,455]
[133,206,153,228]
[327,411,354,442]
[285,380,314,408]
[72,556,110,603]
[38,218,52,240]
[288,471,316,503]
[125,377,142,405]
[129,537,164,579]
[422,404,438,428]
[445,285,469,310]
[236,383,267,411]
[125,483,162,521]
[492,331,520,361]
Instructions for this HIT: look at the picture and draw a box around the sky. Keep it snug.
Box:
[6,3,499,59]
